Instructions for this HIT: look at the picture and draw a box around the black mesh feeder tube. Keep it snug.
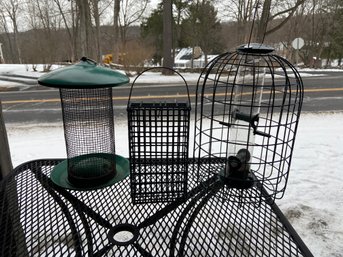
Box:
[38,57,129,190]
[194,43,304,203]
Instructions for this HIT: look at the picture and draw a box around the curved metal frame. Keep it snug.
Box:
[193,48,304,203]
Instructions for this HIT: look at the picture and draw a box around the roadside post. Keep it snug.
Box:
[0,101,12,179]
[292,37,305,67]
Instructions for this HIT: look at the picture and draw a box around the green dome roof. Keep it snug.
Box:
[38,57,129,89]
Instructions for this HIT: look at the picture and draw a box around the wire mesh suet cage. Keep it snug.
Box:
[193,43,304,203]
[127,67,191,204]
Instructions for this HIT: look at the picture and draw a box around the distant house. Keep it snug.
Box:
[174,47,218,69]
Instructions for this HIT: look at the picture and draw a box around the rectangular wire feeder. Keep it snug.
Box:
[128,102,191,204]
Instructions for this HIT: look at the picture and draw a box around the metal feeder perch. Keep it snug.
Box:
[127,67,191,204]
[193,43,304,203]
[38,57,129,190]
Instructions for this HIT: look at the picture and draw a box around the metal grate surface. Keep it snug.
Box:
[0,159,313,257]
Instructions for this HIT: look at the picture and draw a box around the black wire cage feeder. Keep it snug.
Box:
[127,67,191,204]
[194,43,304,203]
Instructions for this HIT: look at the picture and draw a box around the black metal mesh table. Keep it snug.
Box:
[0,159,313,256]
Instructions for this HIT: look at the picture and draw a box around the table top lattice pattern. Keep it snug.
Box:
[0,159,312,257]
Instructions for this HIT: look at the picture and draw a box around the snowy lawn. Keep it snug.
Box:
[278,112,343,257]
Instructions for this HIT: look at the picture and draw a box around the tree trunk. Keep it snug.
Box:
[76,0,92,58]
[256,0,272,43]
[54,0,75,62]
[258,0,306,41]
[77,0,87,56]
[113,0,120,64]
[71,1,77,62]
[1,13,15,63]
[3,1,22,63]
[12,22,22,63]
[92,0,101,62]
[162,0,173,74]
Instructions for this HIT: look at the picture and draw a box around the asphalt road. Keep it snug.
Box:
[1,71,343,123]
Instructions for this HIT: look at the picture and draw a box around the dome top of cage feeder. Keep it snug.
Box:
[38,57,129,89]
[236,43,274,54]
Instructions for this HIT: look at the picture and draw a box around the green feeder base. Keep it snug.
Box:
[51,154,129,191]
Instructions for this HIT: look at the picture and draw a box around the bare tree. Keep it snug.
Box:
[300,0,338,67]
[221,0,307,44]
[53,0,77,62]
[75,0,93,57]
[22,0,65,67]
[256,0,307,42]
[111,0,149,64]
[119,0,149,46]
[91,0,102,62]
[1,0,22,63]
[221,0,256,44]
[0,12,16,63]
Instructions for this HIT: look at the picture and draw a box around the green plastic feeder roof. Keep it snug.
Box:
[38,57,129,89]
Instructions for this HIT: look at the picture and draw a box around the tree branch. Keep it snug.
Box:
[266,0,306,36]
[269,0,306,21]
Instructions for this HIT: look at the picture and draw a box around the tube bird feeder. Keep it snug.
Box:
[38,57,129,190]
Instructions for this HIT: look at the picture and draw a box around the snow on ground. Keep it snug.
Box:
[279,112,343,257]
[299,67,343,72]
[0,64,63,89]
[0,64,334,89]
[128,70,201,84]
[7,123,66,163]
[4,112,343,257]
[0,64,62,78]
[0,64,202,88]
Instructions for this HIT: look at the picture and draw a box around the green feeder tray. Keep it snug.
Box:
[51,154,129,191]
